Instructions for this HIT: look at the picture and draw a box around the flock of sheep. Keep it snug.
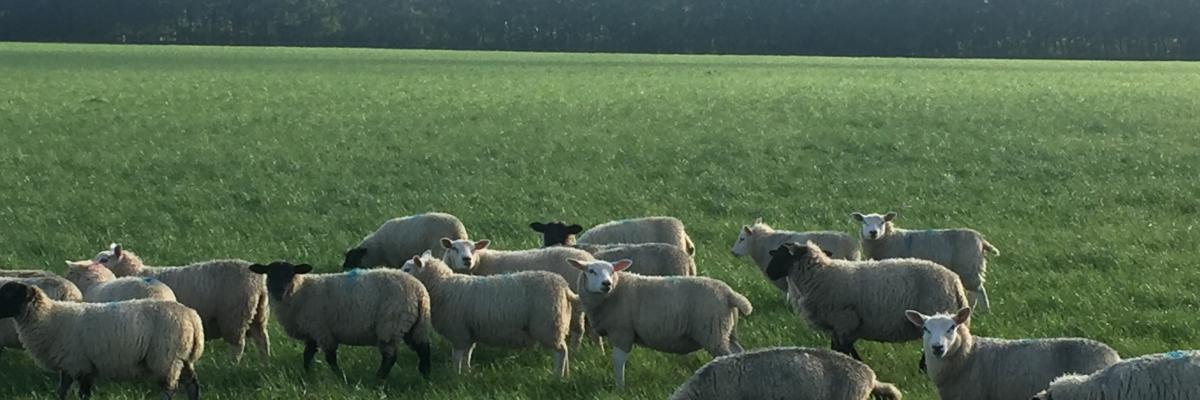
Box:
[0,211,1196,399]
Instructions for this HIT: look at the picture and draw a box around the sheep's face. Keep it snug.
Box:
[530,222,583,247]
[342,247,368,270]
[400,251,435,275]
[568,259,631,294]
[852,212,896,240]
[765,244,800,280]
[249,261,313,299]
[906,307,971,359]
[441,238,489,272]
[731,225,754,257]
[0,282,35,319]
[64,260,111,286]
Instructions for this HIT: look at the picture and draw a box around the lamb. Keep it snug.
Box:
[400,251,575,377]
[569,258,752,389]
[64,260,176,302]
[765,241,968,362]
[440,238,595,346]
[731,218,861,293]
[249,261,432,379]
[906,307,1119,400]
[533,217,696,256]
[0,275,83,354]
[342,212,469,269]
[93,243,269,362]
[669,346,902,400]
[852,211,999,312]
[1034,350,1200,400]
[0,282,204,400]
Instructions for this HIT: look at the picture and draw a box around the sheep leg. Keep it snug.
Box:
[55,371,73,400]
[845,339,863,361]
[974,288,991,313]
[180,362,200,400]
[302,341,319,372]
[463,344,476,372]
[403,333,431,378]
[376,343,398,380]
[323,345,343,377]
[452,348,466,374]
[729,331,745,354]
[77,374,95,400]
[612,346,631,390]
[553,344,569,378]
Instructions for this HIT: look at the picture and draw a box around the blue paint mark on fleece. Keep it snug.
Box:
[1167,350,1187,359]
[143,277,157,284]
[346,268,363,280]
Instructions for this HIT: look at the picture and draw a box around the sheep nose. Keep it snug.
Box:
[868,230,878,237]
[461,257,471,265]
[932,345,945,356]
[601,281,612,290]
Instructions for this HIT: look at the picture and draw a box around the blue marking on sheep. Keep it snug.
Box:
[1167,350,1187,359]
[143,277,156,284]
[346,268,363,280]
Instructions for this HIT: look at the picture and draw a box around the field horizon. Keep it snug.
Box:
[1,42,1198,399]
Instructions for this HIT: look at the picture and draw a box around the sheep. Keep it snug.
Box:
[249,261,432,379]
[342,212,468,269]
[93,243,269,362]
[533,217,696,256]
[1034,350,1200,400]
[0,282,204,400]
[765,241,968,362]
[440,238,595,346]
[399,251,575,377]
[852,211,999,312]
[731,218,861,294]
[0,269,60,278]
[568,258,752,389]
[64,260,177,302]
[669,346,902,400]
[0,275,83,354]
[530,222,695,276]
[906,307,1119,400]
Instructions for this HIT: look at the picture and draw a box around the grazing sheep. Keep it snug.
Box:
[534,217,696,256]
[852,211,999,312]
[249,261,432,379]
[1034,350,1200,400]
[441,238,595,346]
[93,243,269,362]
[766,241,968,361]
[569,258,752,389]
[0,275,83,354]
[669,347,902,400]
[64,260,176,302]
[0,269,59,278]
[906,307,1119,400]
[731,218,861,293]
[342,212,468,269]
[581,243,696,277]
[400,251,575,377]
[0,282,204,400]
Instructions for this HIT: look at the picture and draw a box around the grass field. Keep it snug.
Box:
[1,42,1198,399]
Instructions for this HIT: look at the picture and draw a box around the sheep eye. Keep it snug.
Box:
[99,257,108,263]
[922,327,930,333]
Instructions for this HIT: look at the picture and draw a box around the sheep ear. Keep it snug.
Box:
[952,307,972,324]
[753,217,763,224]
[421,249,432,259]
[768,249,780,257]
[742,225,752,235]
[248,264,269,274]
[884,212,897,222]
[822,249,834,257]
[851,212,865,222]
[293,264,313,274]
[904,310,928,327]
[110,243,123,257]
[612,259,633,272]
[474,240,491,250]
[567,259,589,271]
[567,224,583,234]
[530,222,545,232]
[411,256,423,268]
[440,238,453,249]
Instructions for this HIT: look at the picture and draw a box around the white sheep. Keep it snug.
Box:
[535,216,696,253]
[400,251,576,377]
[0,282,204,400]
[581,243,696,276]
[731,218,861,293]
[250,261,433,379]
[765,241,968,362]
[0,275,82,355]
[440,238,595,346]
[569,258,752,389]
[669,347,902,400]
[342,212,468,269]
[94,243,270,362]
[1034,350,1200,400]
[906,307,1119,400]
[64,260,176,302]
[852,211,999,312]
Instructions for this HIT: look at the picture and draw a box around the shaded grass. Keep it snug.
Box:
[0,43,1198,399]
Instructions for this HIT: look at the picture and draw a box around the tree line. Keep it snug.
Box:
[1,0,1197,59]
